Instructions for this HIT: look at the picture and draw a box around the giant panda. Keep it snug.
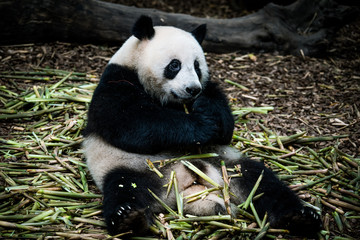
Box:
[83,16,321,237]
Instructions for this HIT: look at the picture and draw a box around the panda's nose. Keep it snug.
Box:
[186,86,201,97]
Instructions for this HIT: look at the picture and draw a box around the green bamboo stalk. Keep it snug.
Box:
[0,214,37,220]
[277,131,306,145]
[236,207,256,221]
[166,170,175,197]
[148,189,178,216]
[184,187,218,202]
[224,79,250,91]
[207,220,241,230]
[79,166,89,192]
[146,159,164,178]
[73,217,106,227]
[258,122,274,136]
[53,153,79,176]
[292,173,338,191]
[221,160,231,215]
[332,211,344,232]
[0,220,41,231]
[254,222,270,240]
[50,72,73,89]
[173,173,183,217]
[0,106,70,120]
[324,197,360,212]
[250,202,262,227]
[295,135,349,144]
[23,209,54,223]
[37,189,101,199]
[0,170,17,186]
[320,199,345,215]
[161,153,219,166]
[267,159,294,173]
[177,215,231,222]
[44,172,74,192]
[181,160,222,188]
[232,107,274,116]
[307,147,332,169]
[248,142,289,153]
[0,75,51,81]
[242,170,264,210]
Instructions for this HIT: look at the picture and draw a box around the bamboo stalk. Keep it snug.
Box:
[173,173,183,217]
[0,106,70,120]
[36,189,101,199]
[72,217,106,227]
[221,160,231,215]
[0,220,41,231]
[320,199,345,215]
[324,197,360,212]
[292,173,338,191]
[242,170,263,210]
[181,160,222,188]
[224,79,250,91]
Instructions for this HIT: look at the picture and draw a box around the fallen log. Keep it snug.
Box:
[0,0,357,55]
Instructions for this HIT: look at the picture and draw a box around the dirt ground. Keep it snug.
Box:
[0,0,359,239]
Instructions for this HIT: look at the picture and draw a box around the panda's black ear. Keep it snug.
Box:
[191,24,207,45]
[132,15,155,40]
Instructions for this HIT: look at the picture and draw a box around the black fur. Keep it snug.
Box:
[164,59,181,79]
[103,168,161,236]
[132,15,155,40]
[191,24,207,44]
[234,158,322,238]
[101,156,321,237]
[194,60,201,79]
[84,63,234,154]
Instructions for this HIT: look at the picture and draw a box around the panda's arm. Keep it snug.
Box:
[192,81,234,145]
[86,80,233,154]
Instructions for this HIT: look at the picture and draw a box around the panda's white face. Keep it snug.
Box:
[109,26,209,105]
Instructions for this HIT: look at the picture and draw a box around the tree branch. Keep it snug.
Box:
[0,0,357,55]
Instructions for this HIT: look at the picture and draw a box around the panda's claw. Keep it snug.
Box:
[106,203,149,236]
[117,209,122,216]
[285,206,322,237]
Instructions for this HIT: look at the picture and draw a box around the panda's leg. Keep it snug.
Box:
[233,158,322,237]
[102,168,162,236]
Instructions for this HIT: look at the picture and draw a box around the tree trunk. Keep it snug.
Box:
[0,0,357,56]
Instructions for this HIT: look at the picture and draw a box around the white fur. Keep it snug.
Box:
[84,135,233,214]
[83,135,175,191]
[109,26,209,105]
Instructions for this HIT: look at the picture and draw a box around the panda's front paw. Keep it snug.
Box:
[286,206,322,237]
[105,203,150,236]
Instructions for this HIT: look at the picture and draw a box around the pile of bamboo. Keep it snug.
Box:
[0,70,359,239]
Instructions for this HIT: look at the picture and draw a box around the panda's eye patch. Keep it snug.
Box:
[194,60,201,79]
[169,59,181,71]
[164,59,182,79]
[194,60,199,69]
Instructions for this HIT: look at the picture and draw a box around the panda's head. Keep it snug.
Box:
[109,16,209,105]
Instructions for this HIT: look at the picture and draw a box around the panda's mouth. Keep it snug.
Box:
[171,91,197,102]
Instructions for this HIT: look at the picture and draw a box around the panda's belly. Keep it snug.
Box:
[83,134,178,191]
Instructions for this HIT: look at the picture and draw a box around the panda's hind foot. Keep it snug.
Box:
[105,203,150,236]
[285,206,322,237]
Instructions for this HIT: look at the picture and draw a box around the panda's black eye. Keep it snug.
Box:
[164,59,181,79]
[194,60,201,79]
[169,59,181,71]
[194,60,199,68]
